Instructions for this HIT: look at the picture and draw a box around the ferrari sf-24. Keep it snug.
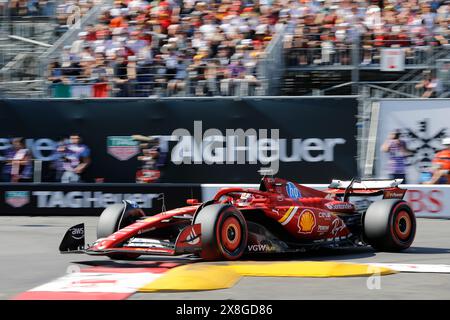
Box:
[60,177,416,261]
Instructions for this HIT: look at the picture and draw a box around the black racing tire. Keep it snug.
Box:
[97,202,144,260]
[193,203,248,261]
[97,203,126,239]
[363,199,416,252]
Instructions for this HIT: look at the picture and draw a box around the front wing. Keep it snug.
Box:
[59,223,202,257]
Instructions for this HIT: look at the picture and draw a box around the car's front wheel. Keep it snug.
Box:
[193,204,248,261]
[97,201,144,260]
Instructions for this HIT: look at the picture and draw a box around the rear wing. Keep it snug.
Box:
[328,179,403,190]
[328,178,405,202]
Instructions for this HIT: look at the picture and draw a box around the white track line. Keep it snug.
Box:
[370,263,450,273]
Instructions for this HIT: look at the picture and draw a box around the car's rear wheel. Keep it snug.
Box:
[193,204,248,261]
[97,202,144,260]
[363,199,416,252]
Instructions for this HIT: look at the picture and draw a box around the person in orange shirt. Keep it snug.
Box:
[424,138,450,184]
[109,15,123,28]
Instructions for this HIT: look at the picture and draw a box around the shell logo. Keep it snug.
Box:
[298,209,316,233]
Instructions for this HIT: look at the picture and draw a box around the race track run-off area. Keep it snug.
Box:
[1,216,450,300]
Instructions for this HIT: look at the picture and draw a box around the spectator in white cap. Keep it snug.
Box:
[71,32,88,55]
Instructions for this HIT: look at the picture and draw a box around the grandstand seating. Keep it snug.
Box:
[0,0,449,98]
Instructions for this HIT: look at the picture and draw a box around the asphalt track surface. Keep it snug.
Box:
[0,216,449,300]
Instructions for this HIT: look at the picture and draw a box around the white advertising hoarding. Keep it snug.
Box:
[375,99,450,184]
[403,185,450,218]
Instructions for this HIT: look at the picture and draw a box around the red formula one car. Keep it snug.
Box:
[60,177,416,261]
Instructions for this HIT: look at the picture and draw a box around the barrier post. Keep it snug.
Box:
[33,159,42,183]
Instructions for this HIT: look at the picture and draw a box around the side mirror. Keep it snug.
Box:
[186,199,200,205]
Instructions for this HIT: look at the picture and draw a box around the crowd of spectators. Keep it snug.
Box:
[1,0,56,17]
[1,0,94,18]
[1,1,96,36]
[284,0,450,66]
[45,0,450,98]
[47,0,283,98]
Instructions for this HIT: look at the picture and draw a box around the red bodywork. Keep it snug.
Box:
[79,177,408,257]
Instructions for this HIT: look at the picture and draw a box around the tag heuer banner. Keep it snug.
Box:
[107,136,139,161]
[0,183,202,215]
[0,98,357,183]
[4,191,30,208]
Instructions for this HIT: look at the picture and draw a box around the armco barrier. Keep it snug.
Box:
[1,183,448,218]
